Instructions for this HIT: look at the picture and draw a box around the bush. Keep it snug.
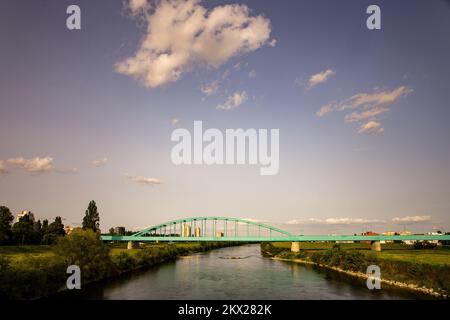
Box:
[112,252,137,273]
[0,255,66,300]
[413,241,437,250]
[54,229,112,282]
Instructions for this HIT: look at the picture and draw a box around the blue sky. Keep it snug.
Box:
[0,0,449,234]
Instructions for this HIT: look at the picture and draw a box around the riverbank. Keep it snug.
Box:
[0,240,243,300]
[261,243,450,298]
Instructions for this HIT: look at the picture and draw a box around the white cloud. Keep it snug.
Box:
[316,103,334,117]
[268,38,277,47]
[0,160,8,175]
[200,80,220,96]
[126,175,164,186]
[129,0,148,14]
[91,157,108,167]
[337,86,413,111]
[317,86,413,134]
[344,106,390,123]
[116,0,272,88]
[392,215,431,223]
[288,217,385,225]
[199,68,235,97]
[217,91,248,110]
[357,121,384,134]
[307,69,335,89]
[232,61,248,71]
[248,70,257,79]
[7,156,54,173]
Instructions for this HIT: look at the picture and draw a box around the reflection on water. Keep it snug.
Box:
[55,244,432,300]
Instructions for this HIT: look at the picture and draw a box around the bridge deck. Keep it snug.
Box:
[101,235,450,242]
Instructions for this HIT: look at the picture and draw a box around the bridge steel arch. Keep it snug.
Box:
[100,216,450,244]
[131,216,293,238]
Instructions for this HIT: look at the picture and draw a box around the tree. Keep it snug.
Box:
[108,227,115,235]
[33,220,42,243]
[54,229,111,282]
[82,200,100,232]
[0,206,14,245]
[12,215,35,245]
[41,219,48,233]
[115,226,126,235]
[42,216,65,245]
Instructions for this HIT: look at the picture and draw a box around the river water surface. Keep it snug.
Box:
[60,244,429,299]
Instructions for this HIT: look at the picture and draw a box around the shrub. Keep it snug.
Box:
[0,255,66,300]
[112,252,137,273]
[54,229,112,282]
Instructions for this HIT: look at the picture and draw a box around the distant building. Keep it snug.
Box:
[181,224,192,237]
[426,232,444,245]
[16,210,35,223]
[398,231,415,245]
[381,231,396,244]
[64,226,75,235]
[361,231,378,244]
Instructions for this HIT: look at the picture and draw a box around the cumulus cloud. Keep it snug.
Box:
[392,215,431,223]
[126,175,164,186]
[91,157,108,167]
[268,38,277,47]
[317,86,413,134]
[217,91,248,110]
[200,80,220,96]
[116,0,272,88]
[7,156,54,173]
[288,217,385,225]
[0,160,8,175]
[129,0,148,13]
[307,69,336,89]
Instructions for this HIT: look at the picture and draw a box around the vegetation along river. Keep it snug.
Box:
[56,244,430,299]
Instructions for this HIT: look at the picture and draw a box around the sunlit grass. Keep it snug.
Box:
[0,242,212,264]
[270,242,450,266]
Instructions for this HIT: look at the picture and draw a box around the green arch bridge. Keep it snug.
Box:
[101,216,450,251]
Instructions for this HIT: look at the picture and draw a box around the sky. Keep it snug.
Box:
[1,0,450,235]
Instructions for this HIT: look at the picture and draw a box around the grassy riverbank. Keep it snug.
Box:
[0,236,241,300]
[261,242,450,297]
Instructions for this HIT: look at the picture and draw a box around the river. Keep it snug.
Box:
[57,244,430,300]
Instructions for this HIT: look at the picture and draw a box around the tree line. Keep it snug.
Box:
[0,200,100,245]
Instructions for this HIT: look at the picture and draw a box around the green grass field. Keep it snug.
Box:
[0,245,55,263]
[271,242,450,266]
[0,242,213,264]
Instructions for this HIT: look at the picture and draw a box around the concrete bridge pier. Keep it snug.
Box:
[291,242,300,252]
[127,241,138,250]
[370,241,381,251]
